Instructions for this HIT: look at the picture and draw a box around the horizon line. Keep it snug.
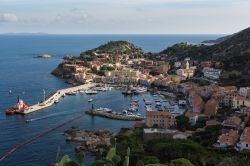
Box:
[0,32,227,36]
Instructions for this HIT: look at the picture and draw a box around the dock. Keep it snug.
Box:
[22,82,95,114]
[86,109,145,121]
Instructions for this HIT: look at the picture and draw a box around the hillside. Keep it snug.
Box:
[160,27,250,86]
[79,41,144,61]
[202,35,232,44]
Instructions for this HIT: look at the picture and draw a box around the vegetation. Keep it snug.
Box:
[160,27,250,86]
[191,125,222,147]
[54,152,85,166]
[80,41,144,61]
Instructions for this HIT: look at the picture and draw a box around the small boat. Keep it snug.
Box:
[145,100,152,105]
[54,99,59,104]
[88,98,94,102]
[156,102,162,106]
[128,106,138,112]
[134,87,147,94]
[79,90,85,94]
[155,99,161,102]
[103,108,112,113]
[85,90,98,95]
[122,110,128,115]
[66,91,77,95]
[131,99,139,103]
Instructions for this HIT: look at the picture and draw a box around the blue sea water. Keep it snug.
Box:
[0,34,221,166]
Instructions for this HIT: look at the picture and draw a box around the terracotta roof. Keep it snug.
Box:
[217,129,239,146]
[204,99,218,116]
[223,116,242,127]
[240,127,250,144]
[206,119,221,126]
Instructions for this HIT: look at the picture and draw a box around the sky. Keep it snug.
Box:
[0,0,250,34]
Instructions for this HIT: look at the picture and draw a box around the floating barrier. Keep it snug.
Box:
[0,112,85,162]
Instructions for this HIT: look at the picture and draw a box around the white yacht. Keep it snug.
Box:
[85,90,98,95]
[134,87,147,94]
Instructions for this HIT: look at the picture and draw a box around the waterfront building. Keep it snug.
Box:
[105,68,141,78]
[145,111,176,128]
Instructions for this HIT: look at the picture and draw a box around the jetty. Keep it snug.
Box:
[22,82,95,115]
[86,109,144,121]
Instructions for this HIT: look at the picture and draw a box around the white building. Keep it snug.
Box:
[239,87,250,99]
[105,68,141,77]
[174,62,182,68]
[202,67,222,80]
[236,127,250,151]
[176,61,195,78]
[185,112,199,126]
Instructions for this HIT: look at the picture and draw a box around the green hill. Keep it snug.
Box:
[80,40,144,61]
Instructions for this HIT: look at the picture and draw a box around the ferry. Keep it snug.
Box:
[5,97,29,115]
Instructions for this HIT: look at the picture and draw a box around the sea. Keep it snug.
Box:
[0,34,221,166]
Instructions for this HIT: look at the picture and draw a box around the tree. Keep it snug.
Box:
[167,158,194,166]
[176,115,190,130]
[142,156,160,165]
[54,152,85,166]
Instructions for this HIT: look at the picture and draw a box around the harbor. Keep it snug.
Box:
[86,108,145,121]
[5,82,96,115]
[23,82,96,114]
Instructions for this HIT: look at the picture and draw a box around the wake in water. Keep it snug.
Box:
[25,111,83,123]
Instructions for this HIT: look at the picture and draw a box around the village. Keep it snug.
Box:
[51,41,250,154]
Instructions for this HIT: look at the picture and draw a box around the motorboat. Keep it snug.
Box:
[144,100,152,105]
[85,90,98,95]
[54,99,59,104]
[134,87,147,94]
[88,98,94,102]
[66,91,77,95]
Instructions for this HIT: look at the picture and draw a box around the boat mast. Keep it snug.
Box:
[43,89,46,102]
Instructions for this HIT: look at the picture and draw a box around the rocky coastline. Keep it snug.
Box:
[64,128,113,154]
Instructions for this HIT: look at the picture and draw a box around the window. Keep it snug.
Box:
[246,144,248,147]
